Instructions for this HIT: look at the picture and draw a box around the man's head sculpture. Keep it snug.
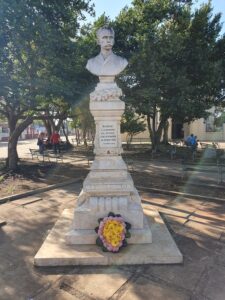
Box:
[96,27,115,51]
[86,26,128,77]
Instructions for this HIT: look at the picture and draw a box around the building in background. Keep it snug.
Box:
[0,123,41,141]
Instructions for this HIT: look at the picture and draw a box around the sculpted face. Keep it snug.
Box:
[86,26,128,76]
[97,29,114,51]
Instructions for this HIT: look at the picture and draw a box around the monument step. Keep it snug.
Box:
[34,209,183,266]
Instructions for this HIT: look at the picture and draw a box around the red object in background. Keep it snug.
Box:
[51,132,60,144]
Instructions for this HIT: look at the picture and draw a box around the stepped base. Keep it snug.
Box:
[34,209,183,266]
[66,215,152,244]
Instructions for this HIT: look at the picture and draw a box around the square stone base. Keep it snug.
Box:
[34,209,183,266]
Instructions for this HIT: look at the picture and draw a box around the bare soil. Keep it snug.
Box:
[0,160,89,199]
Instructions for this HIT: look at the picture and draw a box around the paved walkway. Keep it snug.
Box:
[0,174,225,299]
[0,139,225,299]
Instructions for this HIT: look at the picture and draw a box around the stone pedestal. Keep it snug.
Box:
[34,209,183,266]
[66,76,152,245]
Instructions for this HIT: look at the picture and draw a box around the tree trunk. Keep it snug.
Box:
[83,129,88,148]
[147,113,159,150]
[162,120,169,144]
[56,118,64,132]
[62,122,70,144]
[146,113,166,151]
[146,114,154,149]
[152,117,167,150]
[7,136,19,171]
[7,116,33,171]
[43,119,52,138]
[75,128,80,146]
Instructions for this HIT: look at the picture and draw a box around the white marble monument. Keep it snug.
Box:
[34,27,182,266]
[66,26,152,245]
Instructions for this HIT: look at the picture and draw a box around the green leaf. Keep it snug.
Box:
[125,222,131,230]
[108,212,115,217]
[125,231,131,238]
[96,237,103,247]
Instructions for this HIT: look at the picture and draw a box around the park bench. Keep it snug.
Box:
[181,159,225,184]
[29,149,48,162]
[200,142,211,149]
[47,151,63,162]
[29,148,63,163]
[200,142,220,150]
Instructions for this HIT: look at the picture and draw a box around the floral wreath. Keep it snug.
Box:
[95,212,131,253]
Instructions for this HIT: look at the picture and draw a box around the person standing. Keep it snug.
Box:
[37,132,45,154]
[51,130,61,154]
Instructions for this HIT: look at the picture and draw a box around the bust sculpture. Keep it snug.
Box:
[86,26,128,77]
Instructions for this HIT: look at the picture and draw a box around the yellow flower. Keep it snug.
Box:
[102,219,124,246]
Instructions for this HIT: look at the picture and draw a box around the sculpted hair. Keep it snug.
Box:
[96,26,115,39]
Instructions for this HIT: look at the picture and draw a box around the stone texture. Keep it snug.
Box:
[59,269,132,300]
[194,265,225,300]
[145,259,207,291]
[35,288,79,300]
[220,232,225,242]
[184,220,223,240]
[0,267,51,300]
[34,208,182,266]
[117,276,190,300]
[142,202,190,218]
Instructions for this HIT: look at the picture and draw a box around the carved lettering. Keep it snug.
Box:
[99,122,117,147]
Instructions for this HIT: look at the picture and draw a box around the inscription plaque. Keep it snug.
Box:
[99,122,117,147]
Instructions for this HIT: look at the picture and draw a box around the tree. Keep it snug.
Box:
[71,98,95,147]
[121,106,146,149]
[0,0,93,170]
[114,0,225,150]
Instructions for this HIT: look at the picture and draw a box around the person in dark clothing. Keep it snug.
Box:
[37,132,45,154]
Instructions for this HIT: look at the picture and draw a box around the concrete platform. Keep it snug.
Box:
[34,208,183,266]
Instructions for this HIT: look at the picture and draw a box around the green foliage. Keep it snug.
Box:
[0,0,93,169]
[0,0,93,106]
[214,109,225,128]
[114,0,225,148]
[70,97,95,145]
[121,106,146,145]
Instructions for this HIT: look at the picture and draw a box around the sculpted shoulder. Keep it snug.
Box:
[86,53,128,76]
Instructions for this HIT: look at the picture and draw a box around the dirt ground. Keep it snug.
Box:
[0,161,89,199]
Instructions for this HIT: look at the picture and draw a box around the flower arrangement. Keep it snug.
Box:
[95,212,131,253]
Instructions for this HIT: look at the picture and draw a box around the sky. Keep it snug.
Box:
[88,0,225,34]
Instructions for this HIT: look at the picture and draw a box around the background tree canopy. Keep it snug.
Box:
[1,0,225,170]
[0,0,94,170]
[114,0,225,149]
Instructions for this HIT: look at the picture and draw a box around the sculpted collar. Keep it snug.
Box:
[98,52,115,65]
